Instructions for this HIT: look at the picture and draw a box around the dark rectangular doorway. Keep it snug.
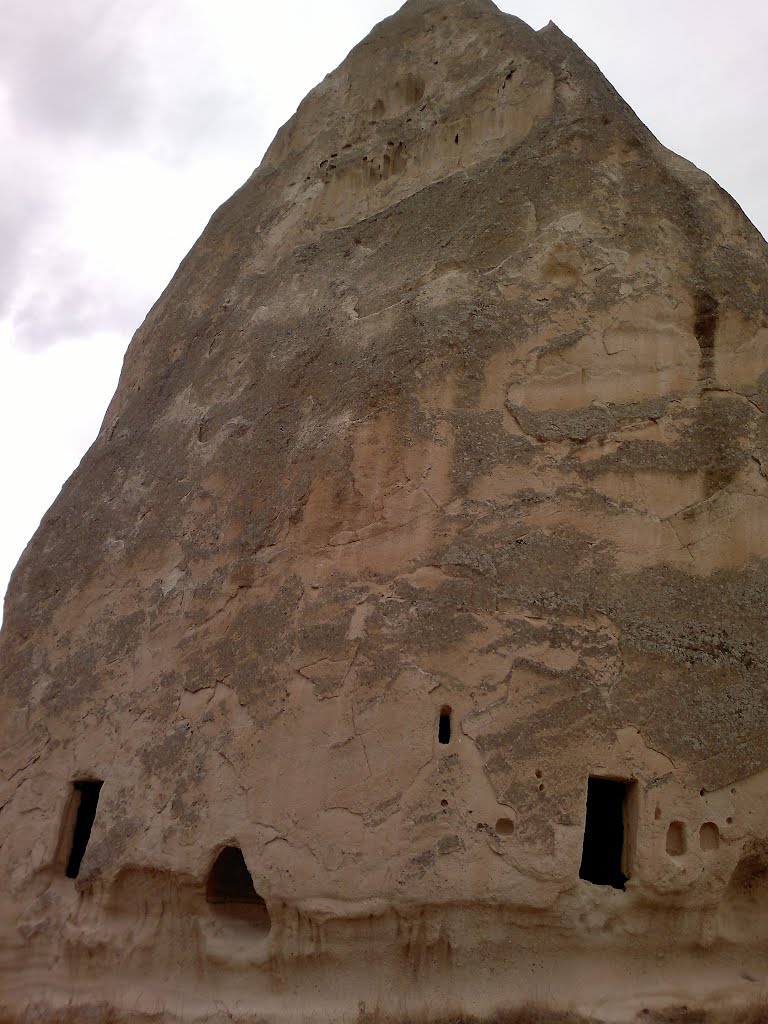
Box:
[438,706,452,745]
[579,777,634,890]
[64,780,103,879]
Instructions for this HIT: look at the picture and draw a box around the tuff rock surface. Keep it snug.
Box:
[2,0,768,1021]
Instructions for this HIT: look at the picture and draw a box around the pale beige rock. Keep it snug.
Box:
[2,1,768,1022]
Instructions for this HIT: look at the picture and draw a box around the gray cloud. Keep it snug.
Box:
[12,262,151,352]
[0,158,54,312]
[0,0,265,350]
[0,0,263,152]
[0,0,148,141]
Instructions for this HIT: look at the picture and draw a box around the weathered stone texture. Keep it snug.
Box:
[1,1,768,1021]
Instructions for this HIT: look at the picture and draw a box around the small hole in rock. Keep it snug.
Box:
[495,818,514,836]
[454,133,459,144]
[535,769,543,779]
[726,817,733,825]
[538,783,545,792]
[441,799,448,807]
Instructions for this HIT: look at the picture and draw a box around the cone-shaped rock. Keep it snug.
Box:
[2,1,768,1021]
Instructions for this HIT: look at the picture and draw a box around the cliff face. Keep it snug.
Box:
[2,1,768,1021]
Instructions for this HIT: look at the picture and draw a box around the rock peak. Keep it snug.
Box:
[367,0,521,45]
[394,0,501,13]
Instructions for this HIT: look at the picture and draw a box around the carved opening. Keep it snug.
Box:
[63,780,103,879]
[495,817,514,836]
[438,706,452,745]
[579,777,635,890]
[717,840,768,942]
[700,822,720,851]
[207,846,270,931]
[666,820,686,856]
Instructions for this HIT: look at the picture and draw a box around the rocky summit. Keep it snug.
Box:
[2,1,768,1021]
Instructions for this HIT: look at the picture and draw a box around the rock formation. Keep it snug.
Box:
[2,0,768,1021]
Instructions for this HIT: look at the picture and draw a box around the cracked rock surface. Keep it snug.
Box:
[1,1,768,1021]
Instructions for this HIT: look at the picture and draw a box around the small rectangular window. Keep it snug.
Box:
[438,707,451,745]
[59,780,103,879]
[579,776,635,890]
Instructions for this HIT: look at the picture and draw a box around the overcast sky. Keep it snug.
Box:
[1,0,766,610]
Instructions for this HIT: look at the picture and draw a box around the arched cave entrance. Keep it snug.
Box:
[206,845,271,932]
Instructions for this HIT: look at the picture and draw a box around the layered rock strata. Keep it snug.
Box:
[2,0,768,1021]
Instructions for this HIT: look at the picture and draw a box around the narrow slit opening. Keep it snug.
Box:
[438,706,452,745]
[579,777,634,890]
[64,780,103,879]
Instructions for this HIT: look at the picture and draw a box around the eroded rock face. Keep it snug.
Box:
[1,1,767,1021]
